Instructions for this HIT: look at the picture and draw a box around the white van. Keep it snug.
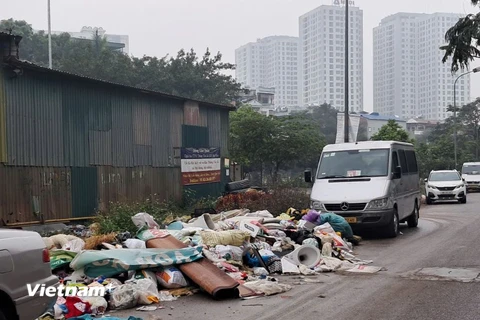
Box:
[304,141,421,237]
[461,162,480,192]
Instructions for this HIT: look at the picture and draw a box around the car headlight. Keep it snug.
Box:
[427,184,437,189]
[455,184,465,189]
[366,197,392,210]
[310,200,324,211]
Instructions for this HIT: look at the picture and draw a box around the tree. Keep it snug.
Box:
[0,19,241,105]
[441,0,480,72]
[309,103,338,144]
[267,114,325,183]
[371,120,414,143]
[230,107,325,184]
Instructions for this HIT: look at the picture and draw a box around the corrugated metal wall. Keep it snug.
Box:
[0,67,230,223]
[0,68,8,163]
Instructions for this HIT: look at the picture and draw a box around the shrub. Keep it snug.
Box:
[95,198,187,235]
[215,188,310,217]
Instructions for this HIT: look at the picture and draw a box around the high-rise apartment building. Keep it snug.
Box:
[373,13,470,120]
[299,4,364,112]
[235,36,301,108]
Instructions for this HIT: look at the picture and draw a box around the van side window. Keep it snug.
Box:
[405,150,418,173]
[398,149,408,174]
[392,151,399,172]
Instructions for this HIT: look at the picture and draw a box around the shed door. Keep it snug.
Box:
[71,167,98,218]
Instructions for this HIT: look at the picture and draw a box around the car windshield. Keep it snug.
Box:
[316,148,389,179]
[462,165,480,175]
[429,172,460,181]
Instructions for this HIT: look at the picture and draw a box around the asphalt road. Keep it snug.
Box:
[112,194,480,320]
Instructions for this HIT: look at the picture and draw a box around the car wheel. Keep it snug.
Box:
[460,196,467,204]
[0,309,8,320]
[384,208,399,238]
[407,202,419,228]
[426,198,433,205]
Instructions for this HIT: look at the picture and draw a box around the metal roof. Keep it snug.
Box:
[360,114,407,122]
[3,58,236,111]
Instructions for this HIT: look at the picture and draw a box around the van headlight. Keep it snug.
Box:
[310,200,324,211]
[427,184,437,189]
[366,197,392,210]
[455,184,465,189]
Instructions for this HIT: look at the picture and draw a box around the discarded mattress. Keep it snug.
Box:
[69,247,204,277]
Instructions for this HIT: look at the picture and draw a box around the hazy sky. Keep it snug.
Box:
[3,0,480,111]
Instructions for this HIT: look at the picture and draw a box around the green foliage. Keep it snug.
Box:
[371,120,414,143]
[0,19,241,105]
[230,107,325,184]
[215,188,310,216]
[414,99,480,177]
[95,198,186,235]
[441,1,480,72]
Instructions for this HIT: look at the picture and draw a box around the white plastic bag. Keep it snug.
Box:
[155,267,188,289]
[124,239,146,249]
[215,245,243,261]
[132,212,160,229]
[133,278,160,305]
[243,280,292,296]
[61,239,85,252]
[109,283,139,310]
[132,269,156,282]
[314,222,335,234]
[81,296,108,315]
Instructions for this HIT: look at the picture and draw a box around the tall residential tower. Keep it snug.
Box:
[373,13,470,120]
[235,36,301,108]
[299,4,364,112]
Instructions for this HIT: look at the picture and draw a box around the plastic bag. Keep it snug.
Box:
[215,245,243,261]
[314,222,335,235]
[81,296,108,315]
[321,242,333,257]
[61,239,85,252]
[124,239,146,249]
[108,283,138,310]
[133,278,160,305]
[155,267,188,289]
[133,269,156,282]
[132,212,160,229]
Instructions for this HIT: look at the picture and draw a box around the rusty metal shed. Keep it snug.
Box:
[0,33,234,225]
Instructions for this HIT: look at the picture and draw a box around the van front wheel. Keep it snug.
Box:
[384,209,399,238]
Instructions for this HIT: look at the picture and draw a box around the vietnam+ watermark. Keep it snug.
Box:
[27,283,114,297]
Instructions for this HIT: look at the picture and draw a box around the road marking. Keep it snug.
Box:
[401,267,480,283]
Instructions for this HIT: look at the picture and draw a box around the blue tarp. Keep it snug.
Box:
[70,247,204,277]
[317,212,354,239]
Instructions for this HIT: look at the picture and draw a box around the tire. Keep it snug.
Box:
[384,208,399,238]
[426,198,433,205]
[407,202,419,228]
[0,309,8,320]
[460,196,467,204]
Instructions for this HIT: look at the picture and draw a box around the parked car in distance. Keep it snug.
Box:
[0,229,59,320]
[424,170,466,204]
[461,162,480,192]
[305,140,420,238]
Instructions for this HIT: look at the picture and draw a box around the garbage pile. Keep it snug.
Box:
[41,208,383,319]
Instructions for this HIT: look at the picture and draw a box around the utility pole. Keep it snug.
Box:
[343,0,349,143]
[47,0,52,68]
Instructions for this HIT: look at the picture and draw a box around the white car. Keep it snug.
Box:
[425,170,467,204]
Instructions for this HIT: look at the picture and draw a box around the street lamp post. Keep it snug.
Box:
[343,0,349,143]
[47,0,52,69]
[453,67,480,168]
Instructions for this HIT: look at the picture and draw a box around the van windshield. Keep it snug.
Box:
[316,148,390,179]
[462,165,480,175]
